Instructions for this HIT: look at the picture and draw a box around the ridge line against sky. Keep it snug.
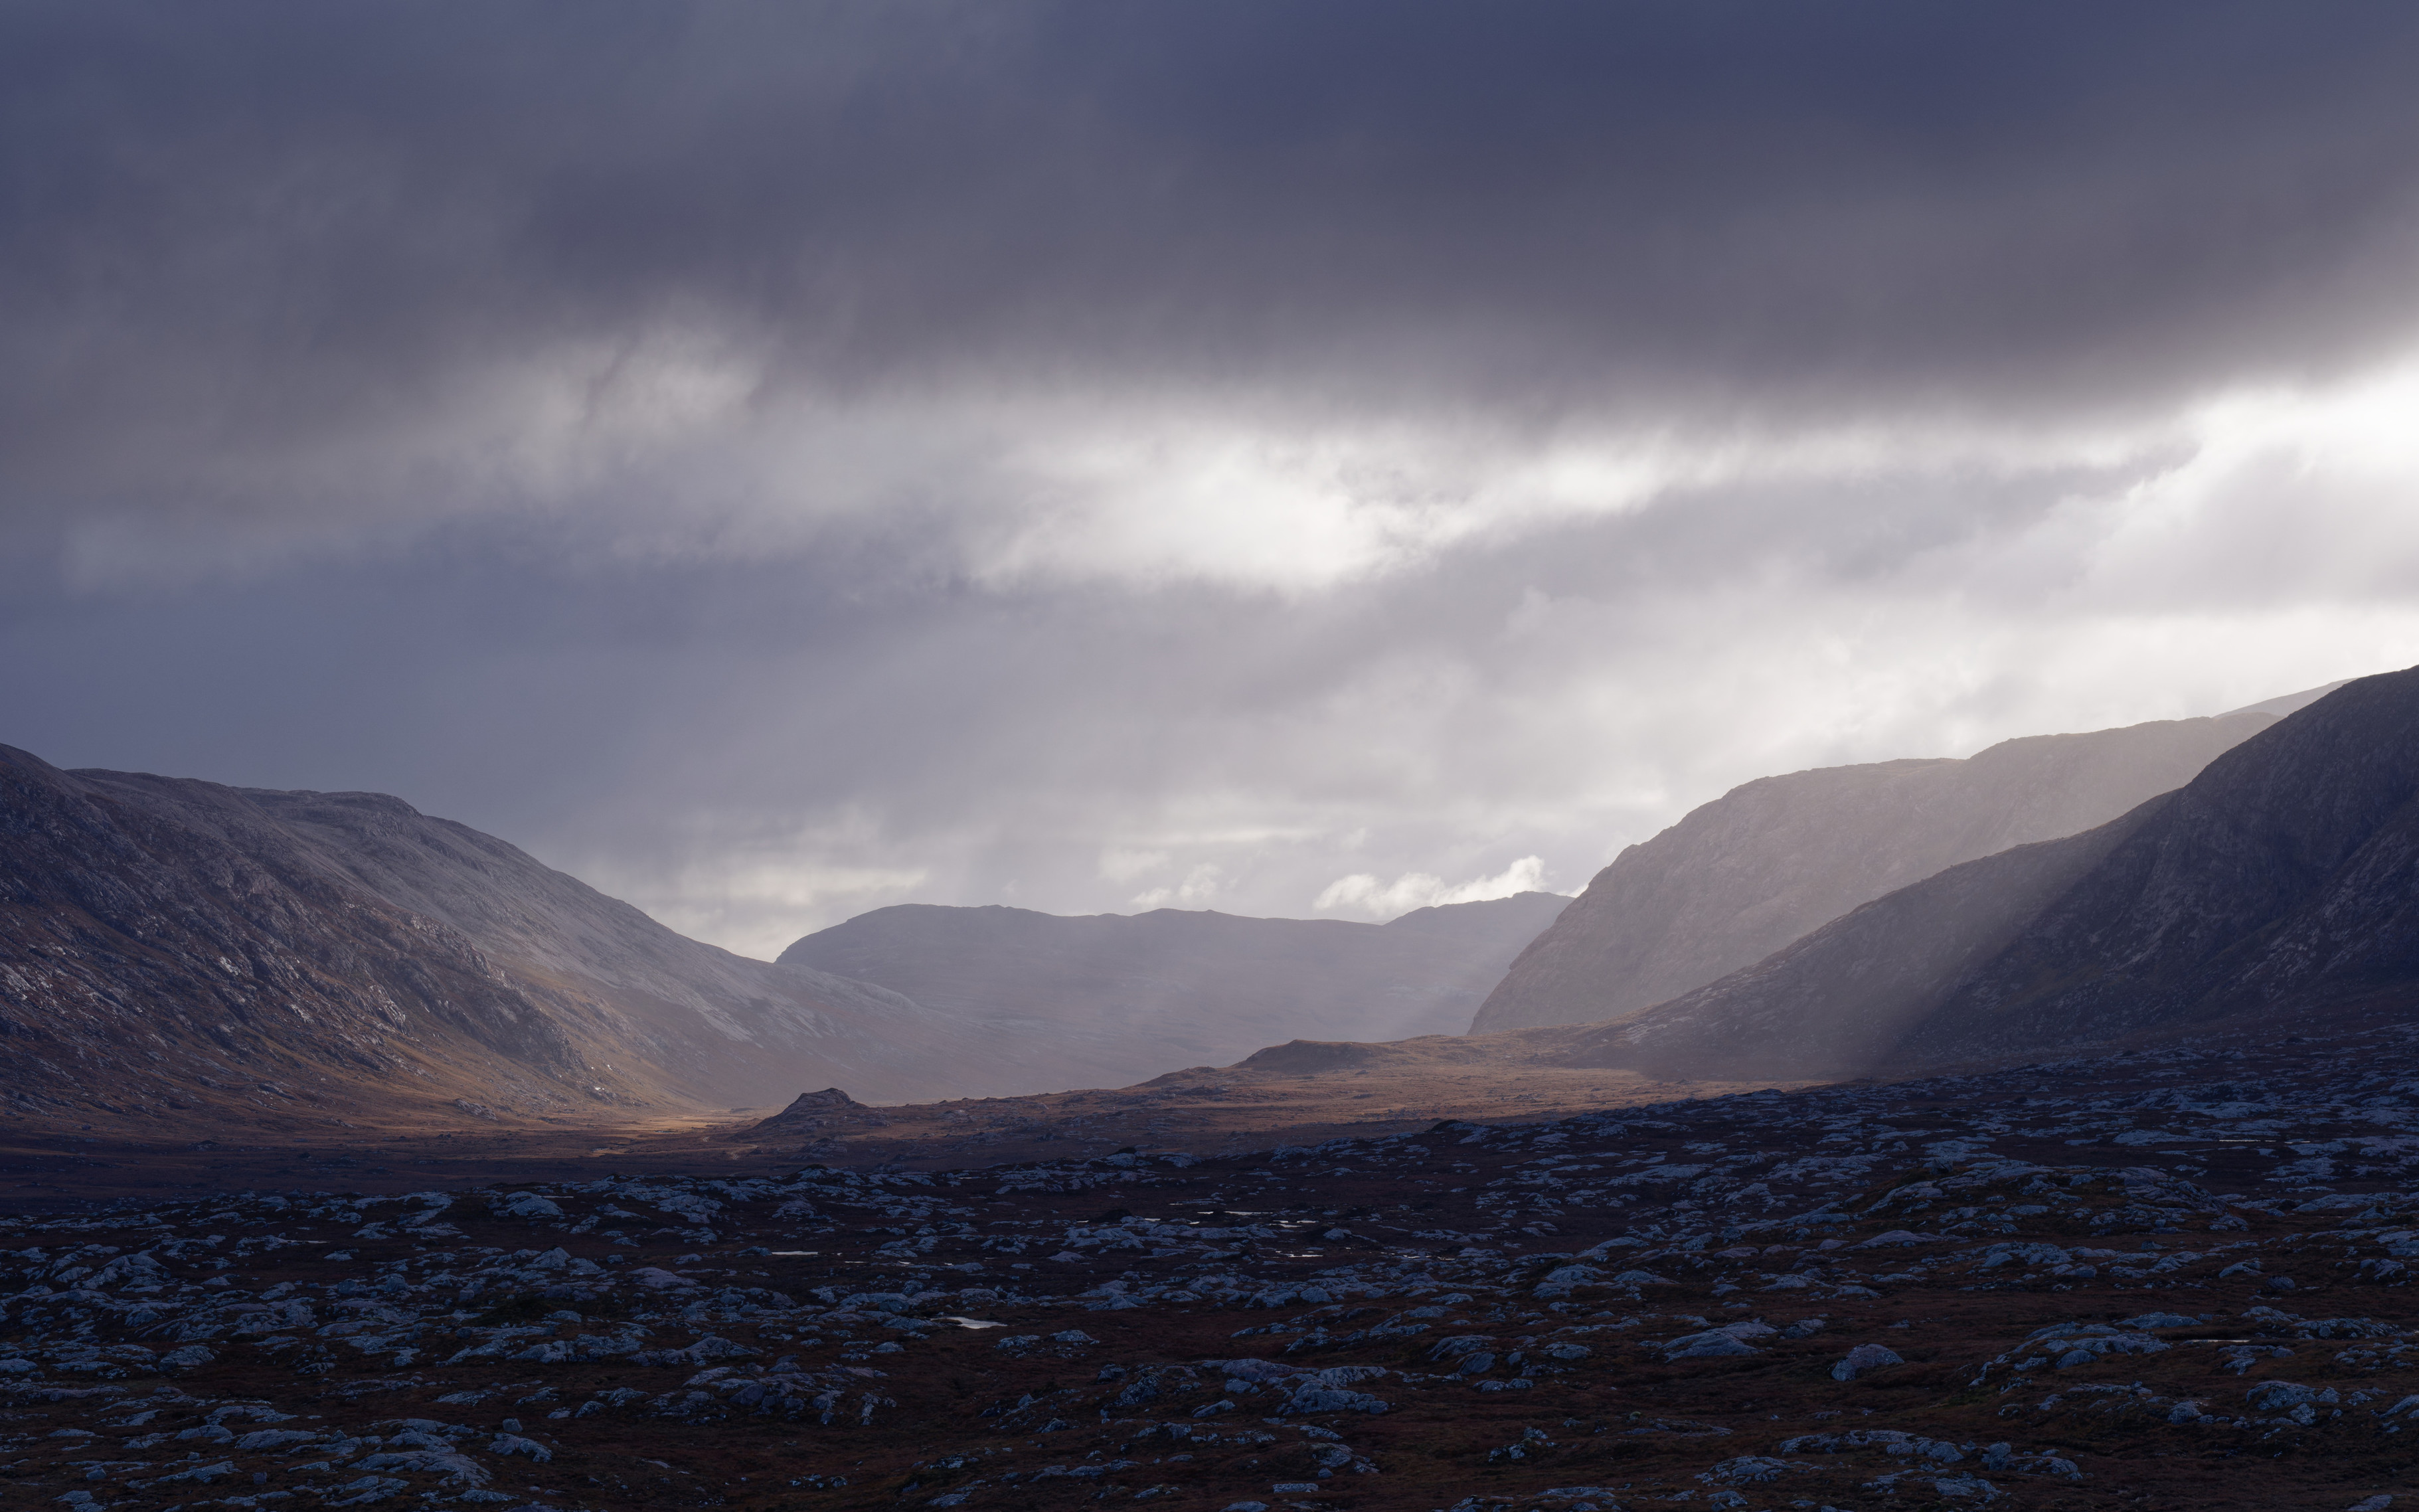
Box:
[5,2,2419,958]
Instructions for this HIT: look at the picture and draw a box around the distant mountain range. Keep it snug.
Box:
[1470,700,2333,1032]
[0,748,1069,1126]
[0,743,1567,1128]
[1553,669,2419,1078]
[778,892,1570,1084]
[7,668,2397,1132]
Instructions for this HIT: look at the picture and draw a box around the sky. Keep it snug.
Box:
[9,1,2419,960]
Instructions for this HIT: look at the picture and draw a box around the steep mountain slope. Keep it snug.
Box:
[1561,667,2419,1078]
[1471,709,2277,1032]
[778,892,1570,1084]
[0,746,1023,1129]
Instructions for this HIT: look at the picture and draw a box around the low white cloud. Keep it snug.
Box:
[1131,863,1225,910]
[1314,855,1549,920]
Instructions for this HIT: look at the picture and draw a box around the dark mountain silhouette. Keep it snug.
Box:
[0,746,1053,1128]
[1471,708,2282,1032]
[1559,667,2419,1078]
[779,891,1570,1085]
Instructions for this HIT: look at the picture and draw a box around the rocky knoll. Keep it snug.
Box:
[0,746,1008,1129]
[779,892,1570,1087]
[1574,666,2419,1078]
[1472,707,2289,1033]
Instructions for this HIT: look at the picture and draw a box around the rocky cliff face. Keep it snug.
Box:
[0,746,1009,1129]
[1470,710,2276,1033]
[778,892,1570,1086]
[1561,667,2419,1078]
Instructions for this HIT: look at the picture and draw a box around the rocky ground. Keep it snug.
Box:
[8,1017,2419,1511]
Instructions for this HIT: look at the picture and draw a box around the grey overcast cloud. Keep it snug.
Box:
[7,1,2419,958]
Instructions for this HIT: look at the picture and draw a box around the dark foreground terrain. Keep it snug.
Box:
[9,1017,2419,1512]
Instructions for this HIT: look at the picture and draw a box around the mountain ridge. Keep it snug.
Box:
[778,891,1570,1083]
[0,745,1045,1128]
[1562,666,2419,1078]
[1471,708,2278,1033]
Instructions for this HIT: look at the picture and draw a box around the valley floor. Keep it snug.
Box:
[0,1062,1797,1211]
[7,1015,2419,1511]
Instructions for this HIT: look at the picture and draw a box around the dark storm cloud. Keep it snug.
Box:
[8,2,2419,954]
[9,0,2419,545]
